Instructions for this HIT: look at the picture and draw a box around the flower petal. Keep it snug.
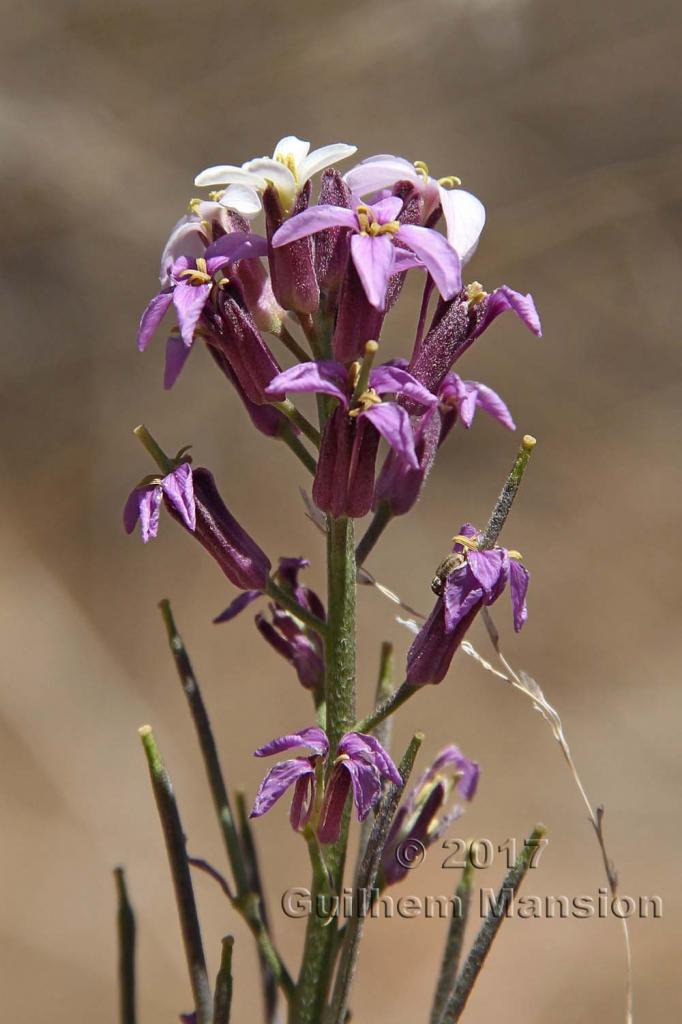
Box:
[361,402,418,468]
[273,135,311,165]
[299,143,357,182]
[137,291,173,352]
[213,590,263,624]
[159,216,206,285]
[205,232,268,262]
[164,333,193,389]
[194,165,265,188]
[250,758,315,818]
[341,758,382,821]
[243,157,296,194]
[396,223,461,299]
[273,205,357,247]
[443,567,484,632]
[372,195,404,223]
[370,365,438,407]
[344,155,417,196]
[264,360,348,404]
[161,463,196,531]
[475,286,542,339]
[509,559,530,632]
[472,382,515,430]
[342,732,402,786]
[136,487,163,544]
[254,727,329,759]
[219,184,263,218]
[467,548,506,593]
[350,233,395,310]
[438,187,486,264]
[172,281,211,348]
[289,772,316,830]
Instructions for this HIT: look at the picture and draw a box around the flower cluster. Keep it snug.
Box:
[125,137,542,1001]
[250,726,401,844]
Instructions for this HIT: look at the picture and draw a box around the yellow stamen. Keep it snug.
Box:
[437,175,462,188]
[413,159,430,182]
[208,190,225,202]
[334,753,351,765]
[275,152,299,182]
[349,388,382,417]
[451,533,480,551]
[466,281,488,306]
[179,256,212,286]
[356,205,400,237]
[507,549,524,561]
[348,361,361,390]
[188,197,202,215]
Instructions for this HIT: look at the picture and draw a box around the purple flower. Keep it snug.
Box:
[214,558,326,690]
[265,358,437,517]
[123,462,195,543]
[406,523,530,686]
[381,745,479,885]
[251,727,329,831]
[251,728,400,842]
[272,195,461,312]
[317,732,402,844]
[344,154,486,264]
[137,233,270,389]
[165,467,271,591]
[438,371,515,439]
[409,283,542,396]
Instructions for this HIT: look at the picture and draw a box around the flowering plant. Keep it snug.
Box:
[119,133,556,1024]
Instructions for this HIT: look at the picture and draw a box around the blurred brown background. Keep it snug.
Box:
[1,0,680,1021]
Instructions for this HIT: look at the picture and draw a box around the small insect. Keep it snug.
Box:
[431,552,467,596]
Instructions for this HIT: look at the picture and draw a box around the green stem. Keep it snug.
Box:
[327,733,424,1024]
[273,400,321,448]
[133,424,175,475]
[280,427,317,475]
[114,867,136,1024]
[213,936,235,1024]
[138,726,212,1024]
[430,843,476,1024]
[354,680,419,734]
[354,500,393,568]
[293,516,357,1024]
[278,323,313,363]
[265,579,328,637]
[441,825,547,1023]
[158,601,292,1009]
[159,600,249,897]
[479,435,537,550]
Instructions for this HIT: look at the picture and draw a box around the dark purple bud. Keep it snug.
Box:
[264,181,320,314]
[210,292,283,405]
[312,406,380,518]
[207,345,288,437]
[166,467,271,591]
[255,610,325,690]
[405,596,480,686]
[332,259,385,363]
[314,169,352,292]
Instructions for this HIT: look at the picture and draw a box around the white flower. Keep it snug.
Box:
[343,154,486,264]
[194,135,357,219]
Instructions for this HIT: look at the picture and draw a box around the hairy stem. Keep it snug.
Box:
[480,435,536,550]
[293,516,357,1024]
